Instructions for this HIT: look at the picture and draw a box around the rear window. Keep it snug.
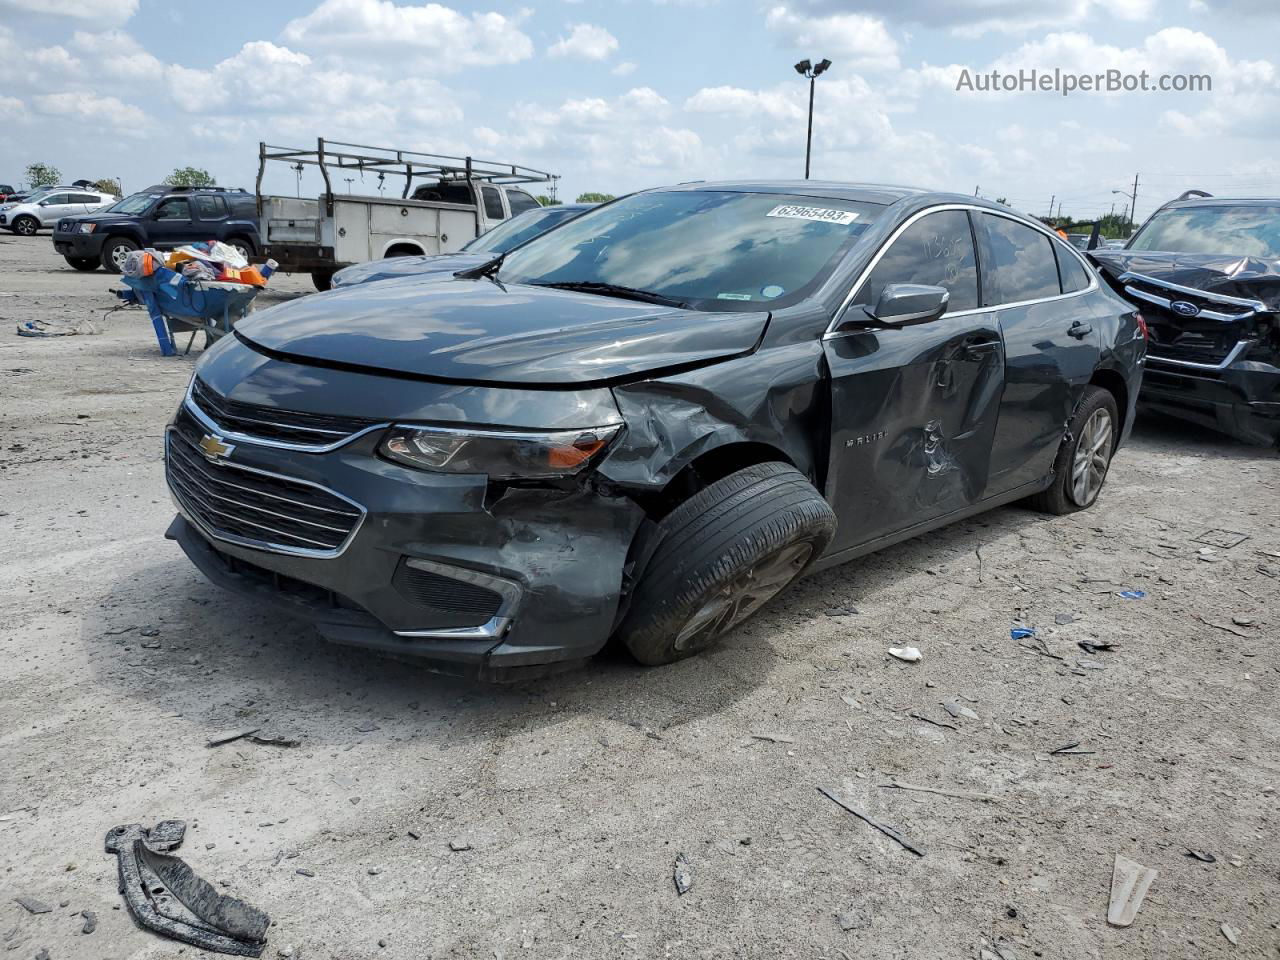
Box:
[1128,204,1280,258]
[978,214,1061,305]
[196,195,228,219]
[1057,246,1092,294]
[499,190,885,311]
[481,186,505,220]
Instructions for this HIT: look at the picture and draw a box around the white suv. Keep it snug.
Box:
[0,187,117,235]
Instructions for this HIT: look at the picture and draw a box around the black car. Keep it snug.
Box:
[53,185,260,273]
[1090,194,1280,446]
[331,202,594,288]
[164,181,1145,680]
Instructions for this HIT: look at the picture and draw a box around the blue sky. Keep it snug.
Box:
[1,0,1277,222]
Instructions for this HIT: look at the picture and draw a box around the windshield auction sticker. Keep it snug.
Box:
[766,204,858,224]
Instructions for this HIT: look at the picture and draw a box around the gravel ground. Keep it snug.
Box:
[1,233,1278,960]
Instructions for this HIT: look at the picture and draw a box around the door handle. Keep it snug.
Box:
[962,337,1000,360]
[1068,321,1093,339]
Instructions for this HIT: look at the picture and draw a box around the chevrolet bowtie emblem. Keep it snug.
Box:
[199,434,235,460]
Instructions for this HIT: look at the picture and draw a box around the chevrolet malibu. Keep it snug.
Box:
[165,182,1146,679]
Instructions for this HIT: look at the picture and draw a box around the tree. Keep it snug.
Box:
[535,195,562,206]
[94,178,122,196]
[25,162,61,190]
[165,166,216,188]
[575,192,614,204]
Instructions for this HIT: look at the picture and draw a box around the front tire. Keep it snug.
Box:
[226,236,254,262]
[12,215,38,236]
[311,269,334,291]
[65,256,99,272]
[101,236,139,273]
[616,462,836,666]
[1025,385,1119,515]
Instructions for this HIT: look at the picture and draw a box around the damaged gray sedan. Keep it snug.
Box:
[165,182,1145,679]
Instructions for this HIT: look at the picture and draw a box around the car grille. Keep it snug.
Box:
[189,376,379,449]
[166,427,364,555]
[1118,272,1265,368]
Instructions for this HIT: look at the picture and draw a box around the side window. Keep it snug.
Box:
[481,185,506,221]
[506,190,539,216]
[42,194,71,205]
[1056,245,1092,294]
[195,195,228,220]
[155,197,190,220]
[73,193,100,203]
[978,214,1061,304]
[854,210,978,313]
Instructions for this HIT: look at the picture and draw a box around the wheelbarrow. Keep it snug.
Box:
[115,266,265,356]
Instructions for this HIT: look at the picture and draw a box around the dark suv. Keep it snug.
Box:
[166,181,1144,680]
[53,185,260,273]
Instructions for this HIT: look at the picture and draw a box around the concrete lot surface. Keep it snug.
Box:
[1,234,1277,959]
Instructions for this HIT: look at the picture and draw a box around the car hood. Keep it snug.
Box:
[331,253,488,288]
[235,277,768,386]
[1089,249,1280,312]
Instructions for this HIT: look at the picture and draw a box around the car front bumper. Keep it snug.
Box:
[53,231,104,257]
[164,401,647,680]
[1139,354,1280,446]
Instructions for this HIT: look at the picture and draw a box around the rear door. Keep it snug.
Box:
[976,212,1101,495]
[36,193,79,225]
[193,194,229,234]
[823,208,1006,552]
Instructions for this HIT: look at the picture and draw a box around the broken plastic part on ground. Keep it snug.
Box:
[104,820,270,957]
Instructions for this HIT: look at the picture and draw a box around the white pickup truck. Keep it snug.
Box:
[256,139,556,290]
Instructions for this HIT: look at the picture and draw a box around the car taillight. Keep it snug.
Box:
[1134,312,1149,340]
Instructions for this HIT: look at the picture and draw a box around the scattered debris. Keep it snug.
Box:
[673,854,693,895]
[908,712,957,731]
[1078,640,1119,655]
[879,781,1000,803]
[13,896,52,915]
[1050,742,1096,756]
[817,786,925,857]
[448,840,471,852]
[1185,848,1217,864]
[1232,616,1256,627]
[353,720,380,733]
[80,909,97,934]
[1107,854,1157,927]
[836,909,866,931]
[1117,590,1146,600]
[1010,627,1035,640]
[888,647,921,663]
[824,605,859,617]
[294,868,315,877]
[1193,614,1254,639]
[104,820,270,957]
[941,701,979,721]
[1054,613,1075,625]
[1192,529,1249,550]
[246,733,301,748]
[207,728,260,748]
[1221,922,1240,945]
[749,733,795,744]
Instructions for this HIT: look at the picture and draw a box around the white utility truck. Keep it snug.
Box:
[256,139,557,290]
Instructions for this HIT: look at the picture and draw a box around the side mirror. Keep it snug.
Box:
[865,283,949,326]
[38,200,49,207]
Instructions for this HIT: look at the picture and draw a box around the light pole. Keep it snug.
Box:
[1111,189,1133,231]
[794,58,831,179]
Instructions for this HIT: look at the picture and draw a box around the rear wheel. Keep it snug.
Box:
[225,236,254,262]
[12,215,38,236]
[65,256,99,272]
[101,236,139,273]
[1025,385,1119,515]
[311,269,334,291]
[616,462,836,666]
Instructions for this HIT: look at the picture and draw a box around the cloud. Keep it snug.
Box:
[0,94,24,120]
[31,92,149,129]
[765,5,900,71]
[548,23,619,61]
[0,0,138,24]
[281,0,533,68]
[612,61,637,76]
[784,0,1151,37]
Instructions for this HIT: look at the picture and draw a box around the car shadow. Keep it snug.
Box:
[83,498,1051,753]
[1128,409,1278,459]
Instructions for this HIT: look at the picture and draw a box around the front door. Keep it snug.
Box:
[823,208,1006,552]
[148,196,196,247]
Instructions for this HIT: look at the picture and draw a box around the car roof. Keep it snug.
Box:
[1162,196,1280,209]
[656,180,932,206]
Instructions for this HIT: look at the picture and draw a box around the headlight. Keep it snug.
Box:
[78,223,96,234]
[380,424,622,479]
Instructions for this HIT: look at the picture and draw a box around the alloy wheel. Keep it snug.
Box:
[1069,407,1113,506]
[15,218,36,236]
[111,245,132,270]
[673,541,813,651]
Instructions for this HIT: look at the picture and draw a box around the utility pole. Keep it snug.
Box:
[1129,172,1140,233]
[974,185,980,196]
[1048,195,1055,218]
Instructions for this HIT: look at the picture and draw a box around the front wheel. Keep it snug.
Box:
[65,256,99,272]
[12,215,38,236]
[616,462,836,666]
[311,269,334,291]
[1025,385,1120,515]
[100,236,139,273]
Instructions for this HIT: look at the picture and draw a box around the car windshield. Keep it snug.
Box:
[1128,205,1280,258]
[497,190,884,310]
[465,206,576,254]
[104,192,161,215]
